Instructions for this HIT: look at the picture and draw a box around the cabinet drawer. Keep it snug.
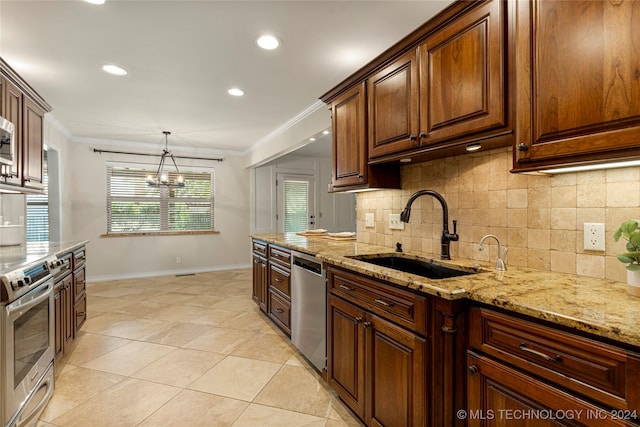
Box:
[74,293,87,333]
[56,253,73,277]
[252,240,268,257]
[469,307,640,411]
[269,263,290,297]
[268,245,291,267]
[74,267,86,301]
[327,265,427,335]
[73,248,86,268]
[268,289,291,335]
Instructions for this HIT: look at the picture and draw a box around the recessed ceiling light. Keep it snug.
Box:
[228,88,244,97]
[322,130,329,135]
[101,64,127,76]
[256,35,280,50]
[309,137,317,142]
[85,0,106,4]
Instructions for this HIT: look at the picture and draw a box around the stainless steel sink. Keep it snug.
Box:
[349,254,481,280]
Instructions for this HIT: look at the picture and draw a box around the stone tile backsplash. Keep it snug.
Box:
[356,147,640,283]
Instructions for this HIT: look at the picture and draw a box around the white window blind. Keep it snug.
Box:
[27,154,49,242]
[283,180,308,233]
[106,164,214,233]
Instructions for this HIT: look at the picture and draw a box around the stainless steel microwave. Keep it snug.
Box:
[0,116,15,166]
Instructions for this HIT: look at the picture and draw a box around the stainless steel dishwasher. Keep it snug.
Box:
[291,251,326,371]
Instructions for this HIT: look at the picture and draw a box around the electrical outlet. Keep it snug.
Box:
[389,213,404,230]
[176,256,182,264]
[365,213,375,228]
[584,223,605,251]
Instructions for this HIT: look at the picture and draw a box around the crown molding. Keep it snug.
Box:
[243,99,326,155]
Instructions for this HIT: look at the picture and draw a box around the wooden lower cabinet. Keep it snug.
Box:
[54,246,88,362]
[252,254,268,312]
[467,306,640,426]
[467,351,632,426]
[328,294,427,426]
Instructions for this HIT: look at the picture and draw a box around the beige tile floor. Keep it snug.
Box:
[37,269,364,427]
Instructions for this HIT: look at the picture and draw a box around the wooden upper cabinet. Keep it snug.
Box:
[420,0,507,145]
[331,82,368,188]
[367,50,420,159]
[22,97,44,190]
[1,78,23,185]
[513,0,640,171]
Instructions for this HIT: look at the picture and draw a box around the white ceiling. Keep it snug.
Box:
[0,0,452,155]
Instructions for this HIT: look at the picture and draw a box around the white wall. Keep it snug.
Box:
[44,119,75,242]
[251,156,355,233]
[68,142,251,281]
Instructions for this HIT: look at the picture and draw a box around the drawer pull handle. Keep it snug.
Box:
[275,308,284,314]
[519,343,562,362]
[374,298,394,307]
[274,278,283,282]
[339,284,354,291]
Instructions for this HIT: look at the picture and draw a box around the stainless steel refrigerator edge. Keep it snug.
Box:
[290,251,326,371]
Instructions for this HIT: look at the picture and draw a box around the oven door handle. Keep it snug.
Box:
[6,281,52,320]
[13,373,54,427]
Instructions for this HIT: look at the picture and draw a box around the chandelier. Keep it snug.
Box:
[146,131,185,188]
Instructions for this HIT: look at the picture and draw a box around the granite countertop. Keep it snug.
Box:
[251,233,640,349]
[0,240,89,273]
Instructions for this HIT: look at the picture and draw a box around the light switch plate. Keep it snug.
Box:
[584,223,605,251]
[365,213,375,228]
[389,213,404,230]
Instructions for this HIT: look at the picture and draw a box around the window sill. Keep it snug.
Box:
[101,230,220,238]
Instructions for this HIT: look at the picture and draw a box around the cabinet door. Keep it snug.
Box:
[53,286,64,360]
[252,254,268,312]
[63,279,74,346]
[467,352,630,427]
[514,0,640,171]
[331,82,368,188]
[1,79,22,185]
[367,50,420,158]
[366,312,427,427]
[420,0,507,145]
[22,97,44,189]
[327,294,366,419]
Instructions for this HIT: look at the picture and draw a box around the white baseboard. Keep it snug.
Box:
[88,263,252,283]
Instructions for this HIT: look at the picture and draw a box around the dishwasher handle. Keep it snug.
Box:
[293,255,322,276]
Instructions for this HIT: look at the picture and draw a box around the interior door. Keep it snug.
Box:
[276,174,316,233]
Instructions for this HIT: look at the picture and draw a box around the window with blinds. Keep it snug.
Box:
[27,153,49,242]
[283,179,309,233]
[106,164,214,233]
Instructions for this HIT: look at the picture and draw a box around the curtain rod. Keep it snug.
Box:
[92,148,224,162]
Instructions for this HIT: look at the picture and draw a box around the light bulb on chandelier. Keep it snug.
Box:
[146,131,185,188]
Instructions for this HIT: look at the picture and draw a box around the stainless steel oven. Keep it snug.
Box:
[1,255,58,427]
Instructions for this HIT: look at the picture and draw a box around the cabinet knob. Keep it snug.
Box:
[357,174,363,179]
[409,135,417,141]
[418,132,426,139]
[363,321,372,329]
[467,365,478,376]
[355,317,362,324]
[275,308,284,314]
[517,143,529,152]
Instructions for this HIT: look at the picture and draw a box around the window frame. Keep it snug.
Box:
[104,161,217,237]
